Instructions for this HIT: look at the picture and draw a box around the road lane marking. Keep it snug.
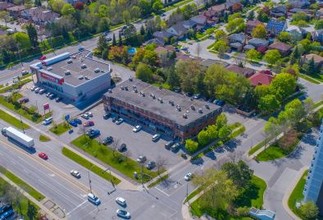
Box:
[154,186,170,197]
[66,200,87,216]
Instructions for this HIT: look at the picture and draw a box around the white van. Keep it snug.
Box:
[88,193,100,205]
[42,117,53,126]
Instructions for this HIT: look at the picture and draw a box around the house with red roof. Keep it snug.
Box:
[249,70,274,86]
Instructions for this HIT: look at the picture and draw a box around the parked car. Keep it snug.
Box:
[101,136,113,145]
[21,70,28,75]
[74,118,82,125]
[31,86,36,91]
[86,112,93,117]
[69,120,78,127]
[165,141,174,150]
[38,152,48,160]
[193,93,201,99]
[42,117,53,126]
[83,121,94,127]
[81,113,90,119]
[103,113,111,119]
[86,129,100,138]
[152,134,161,142]
[146,161,156,170]
[49,93,56,99]
[115,197,126,206]
[116,209,130,219]
[173,87,181,93]
[39,55,46,60]
[213,99,225,106]
[132,125,142,133]
[171,143,181,152]
[55,97,62,102]
[118,143,127,152]
[115,118,124,125]
[18,97,29,104]
[39,88,46,94]
[46,92,51,97]
[87,193,100,205]
[184,172,193,181]
[70,170,81,178]
[34,87,40,93]
[136,155,147,163]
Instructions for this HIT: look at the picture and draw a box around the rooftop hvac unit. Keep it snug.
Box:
[94,68,100,73]
[64,70,71,75]
[183,113,188,119]
[81,64,87,69]
[198,108,203,113]
[124,86,128,91]
[108,89,112,93]
[78,75,84,80]
[169,100,174,106]
[150,93,155,99]
[133,85,137,89]
[142,92,145,97]
[129,77,133,81]
[85,76,89,80]
[47,67,52,71]
[67,59,73,64]
[121,86,124,90]
[134,88,138,93]
[72,55,76,59]
[205,104,210,109]
[160,99,163,103]
[191,105,195,111]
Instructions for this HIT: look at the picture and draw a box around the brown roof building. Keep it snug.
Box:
[226,64,255,78]
[246,20,263,34]
[302,54,323,67]
[268,42,293,56]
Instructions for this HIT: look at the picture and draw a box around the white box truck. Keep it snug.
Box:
[1,127,34,149]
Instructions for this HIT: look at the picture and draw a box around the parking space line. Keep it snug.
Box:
[154,186,171,197]
[66,200,87,216]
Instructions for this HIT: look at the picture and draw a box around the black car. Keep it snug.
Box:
[102,136,113,145]
[146,161,156,170]
[103,113,111,120]
[171,143,181,152]
[165,141,174,150]
[118,143,127,152]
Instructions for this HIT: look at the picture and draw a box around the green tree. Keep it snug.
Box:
[278,98,305,127]
[258,94,280,114]
[214,29,227,41]
[246,49,261,61]
[263,49,281,65]
[226,18,246,33]
[251,24,267,39]
[97,18,110,33]
[165,67,180,89]
[152,0,163,12]
[315,20,323,30]
[34,0,41,6]
[197,130,211,146]
[300,201,319,220]
[27,200,37,220]
[136,63,153,83]
[221,160,254,189]
[97,35,108,53]
[218,125,231,141]
[213,40,229,55]
[26,24,38,48]
[277,32,291,43]
[192,169,239,212]
[215,113,227,130]
[270,73,296,101]
[122,10,131,24]
[302,58,317,75]
[203,64,227,97]
[13,32,31,50]
[289,46,300,64]
[185,139,199,153]
[247,10,254,20]
[49,0,65,13]
[98,5,109,17]
[61,3,75,16]
[112,33,116,46]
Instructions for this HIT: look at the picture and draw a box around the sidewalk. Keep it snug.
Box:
[0,173,60,220]
[0,105,137,191]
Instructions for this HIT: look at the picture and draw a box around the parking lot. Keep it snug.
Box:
[20,81,81,124]
[59,103,184,169]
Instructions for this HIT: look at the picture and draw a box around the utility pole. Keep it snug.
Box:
[20,115,25,134]
[88,170,92,193]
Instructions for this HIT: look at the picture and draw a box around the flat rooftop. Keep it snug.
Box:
[105,79,221,126]
[31,50,110,86]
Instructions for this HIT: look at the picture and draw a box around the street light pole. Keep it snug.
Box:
[20,115,25,134]
[88,170,92,193]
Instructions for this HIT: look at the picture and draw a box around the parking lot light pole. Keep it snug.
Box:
[88,165,94,193]
[20,115,25,134]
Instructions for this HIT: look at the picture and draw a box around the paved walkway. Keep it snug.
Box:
[0,173,60,220]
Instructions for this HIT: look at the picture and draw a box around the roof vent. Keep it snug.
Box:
[190,98,194,101]
[64,70,71,75]
[94,68,100,73]
[176,105,182,111]
[150,93,155,99]
[47,67,52,71]
[108,89,112,93]
[78,75,84,80]
[191,105,195,111]
[72,55,76,59]
[169,100,174,106]
[134,88,138,93]
[205,104,210,109]
[124,86,128,91]
[160,99,163,103]
[183,113,188,119]
[121,86,124,90]
[67,59,73,64]
[132,85,137,89]
[129,77,133,81]
[85,76,89,80]
[81,63,87,69]
[198,108,203,114]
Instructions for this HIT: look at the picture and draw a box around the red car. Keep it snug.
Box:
[39,55,47,60]
[38,152,48,160]
[83,121,94,127]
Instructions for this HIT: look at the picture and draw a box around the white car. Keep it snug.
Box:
[87,193,100,205]
[70,170,81,178]
[184,172,193,181]
[115,118,124,125]
[86,112,93,117]
[115,197,126,206]
[81,113,90,119]
[132,125,142,133]
[116,209,130,219]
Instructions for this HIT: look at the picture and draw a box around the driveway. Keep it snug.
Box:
[299,78,323,103]
[248,130,318,220]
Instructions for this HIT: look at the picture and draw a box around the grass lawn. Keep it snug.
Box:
[248,139,266,156]
[0,167,45,201]
[229,125,246,139]
[256,144,291,162]
[0,109,30,129]
[190,175,266,219]
[148,174,169,188]
[288,170,308,218]
[62,147,121,184]
[0,96,52,123]
[185,186,204,203]
[0,177,40,220]
[299,74,321,84]
[0,78,32,93]
[71,135,160,182]
[305,73,323,83]
[39,134,50,142]
[163,0,193,11]
[314,100,323,109]
[50,121,71,135]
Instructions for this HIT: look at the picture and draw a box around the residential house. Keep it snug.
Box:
[228,33,246,51]
[225,0,243,13]
[200,59,229,68]
[153,31,174,45]
[249,70,274,86]
[226,64,255,78]
[270,5,287,18]
[145,38,165,46]
[23,7,59,26]
[190,15,207,30]
[246,20,263,34]
[312,30,323,43]
[182,20,196,30]
[301,54,323,68]
[288,0,310,9]
[246,38,269,49]
[6,5,25,18]
[167,22,189,39]
[0,2,14,10]
[317,8,323,19]
[286,26,303,41]
[0,29,6,36]
[203,4,226,23]
[268,42,293,56]
[266,19,287,36]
